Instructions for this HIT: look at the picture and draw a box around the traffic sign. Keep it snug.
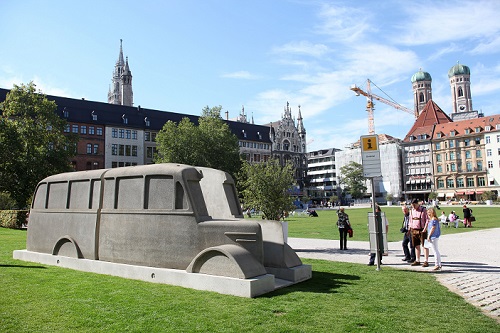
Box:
[360,135,381,177]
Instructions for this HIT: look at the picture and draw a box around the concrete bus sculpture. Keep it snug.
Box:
[14,163,311,297]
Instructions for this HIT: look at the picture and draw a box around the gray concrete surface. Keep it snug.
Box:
[288,228,500,322]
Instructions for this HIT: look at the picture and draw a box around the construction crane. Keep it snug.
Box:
[350,79,418,135]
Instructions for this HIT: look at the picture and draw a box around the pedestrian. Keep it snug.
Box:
[426,208,442,270]
[439,211,448,227]
[448,210,458,228]
[401,205,415,263]
[368,205,389,266]
[336,207,350,250]
[462,205,473,227]
[409,198,429,267]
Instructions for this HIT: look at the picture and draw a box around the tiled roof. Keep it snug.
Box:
[433,115,500,139]
[0,88,271,143]
[404,100,452,142]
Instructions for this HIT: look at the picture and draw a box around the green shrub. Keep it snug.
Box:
[0,210,29,229]
[0,192,16,210]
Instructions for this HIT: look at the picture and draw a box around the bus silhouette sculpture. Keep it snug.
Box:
[16,163,310,297]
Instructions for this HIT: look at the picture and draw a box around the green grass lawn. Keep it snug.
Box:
[277,206,500,242]
[1,227,499,332]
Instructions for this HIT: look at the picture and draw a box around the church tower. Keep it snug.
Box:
[411,69,432,116]
[448,62,472,114]
[108,39,133,106]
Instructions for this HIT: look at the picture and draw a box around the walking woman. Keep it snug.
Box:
[336,207,351,250]
[427,208,442,270]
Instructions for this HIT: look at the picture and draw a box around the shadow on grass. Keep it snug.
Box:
[261,270,361,298]
[0,264,46,269]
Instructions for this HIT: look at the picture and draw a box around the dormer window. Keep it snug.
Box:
[91,110,97,121]
[63,107,69,118]
[122,114,128,124]
[257,131,262,140]
[464,128,470,134]
[242,130,247,138]
[496,124,500,130]
[436,132,442,138]
[485,125,491,131]
[144,117,150,127]
[450,130,455,137]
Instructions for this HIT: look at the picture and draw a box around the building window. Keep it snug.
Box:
[478,177,485,186]
[96,128,103,136]
[457,178,464,188]
[63,110,69,118]
[450,152,455,160]
[86,143,92,154]
[436,132,442,138]
[449,140,455,148]
[476,150,481,158]
[254,154,260,162]
[112,161,117,168]
[437,179,444,188]
[449,131,455,137]
[464,128,470,134]
[451,163,456,172]
[64,124,70,133]
[119,129,124,138]
[477,161,483,171]
[72,125,79,133]
[122,115,128,124]
[132,130,137,140]
[437,165,442,173]
[93,144,98,155]
[112,144,118,155]
[112,128,118,138]
[125,145,131,156]
[152,133,157,141]
[147,146,154,158]
[475,137,481,145]
[488,161,493,168]
[446,179,455,188]
[464,139,470,146]
[467,177,474,187]
[497,135,500,143]
[466,161,472,172]
[81,126,87,134]
[487,149,492,156]
[465,151,471,159]
[119,144,124,156]
[436,154,441,162]
[89,126,95,135]
[435,143,441,150]
[126,130,131,139]
[145,132,150,141]
[132,145,137,156]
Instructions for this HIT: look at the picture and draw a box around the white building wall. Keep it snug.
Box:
[484,131,500,191]
[105,125,144,168]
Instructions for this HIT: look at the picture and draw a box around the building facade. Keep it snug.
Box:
[107,40,133,107]
[269,102,308,190]
[306,148,341,201]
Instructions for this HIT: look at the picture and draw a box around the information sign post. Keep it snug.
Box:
[360,135,382,270]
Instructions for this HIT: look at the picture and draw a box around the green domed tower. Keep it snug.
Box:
[448,62,472,114]
[411,69,432,116]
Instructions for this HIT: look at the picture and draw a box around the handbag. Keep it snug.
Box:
[347,226,353,238]
[470,216,476,222]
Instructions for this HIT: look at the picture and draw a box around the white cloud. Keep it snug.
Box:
[396,1,500,46]
[316,4,372,43]
[221,71,260,80]
[272,41,329,58]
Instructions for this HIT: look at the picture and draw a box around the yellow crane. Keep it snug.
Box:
[350,79,418,135]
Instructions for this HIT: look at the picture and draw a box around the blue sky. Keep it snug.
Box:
[1,0,500,151]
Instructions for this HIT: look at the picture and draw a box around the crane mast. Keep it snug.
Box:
[350,79,417,135]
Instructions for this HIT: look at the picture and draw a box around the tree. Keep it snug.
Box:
[0,82,77,208]
[339,161,367,199]
[155,105,242,177]
[239,159,296,221]
[428,192,438,200]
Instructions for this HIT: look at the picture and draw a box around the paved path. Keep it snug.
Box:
[288,228,500,323]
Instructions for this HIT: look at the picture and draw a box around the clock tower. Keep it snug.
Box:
[448,62,472,114]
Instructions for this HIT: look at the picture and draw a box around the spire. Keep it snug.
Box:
[117,39,125,65]
[297,104,306,134]
[251,112,254,124]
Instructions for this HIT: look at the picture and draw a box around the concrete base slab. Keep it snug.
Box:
[13,250,310,298]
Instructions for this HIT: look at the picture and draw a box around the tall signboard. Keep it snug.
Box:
[360,135,381,177]
[361,134,383,270]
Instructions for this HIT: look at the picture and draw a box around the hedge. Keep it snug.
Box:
[0,210,29,229]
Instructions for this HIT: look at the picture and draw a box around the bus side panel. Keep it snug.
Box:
[26,210,99,259]
[98,212,200,269]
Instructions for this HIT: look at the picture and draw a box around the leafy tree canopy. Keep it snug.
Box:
[239,159,296,221]
[339,161,367,199]
[155,105,242,177]
[0,82,77,208]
